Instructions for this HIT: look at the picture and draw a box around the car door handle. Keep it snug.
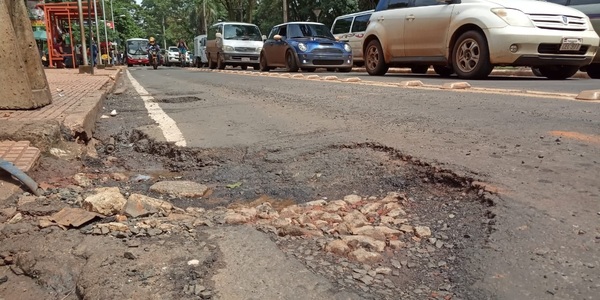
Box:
[406,15,415,21]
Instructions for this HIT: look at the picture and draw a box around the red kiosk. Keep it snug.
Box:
[39,1,102,68]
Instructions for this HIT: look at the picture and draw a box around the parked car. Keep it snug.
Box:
[165,46,180,66]
[331,10,373,67]
[538,0,600,78]
[363,0,600,80]
[193,34,208,67]
[206,22,264,70]
[259,22,353,72]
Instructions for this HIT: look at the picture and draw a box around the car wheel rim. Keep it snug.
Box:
[456,38,480,73]
[366,45,379,71]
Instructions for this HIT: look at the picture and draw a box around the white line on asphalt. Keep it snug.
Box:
[126,70,187,147]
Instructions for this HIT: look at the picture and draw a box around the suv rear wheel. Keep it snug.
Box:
[538,65,579,80]
[586,64,600,79]
[365,39,389,76]
[452,31,492,79]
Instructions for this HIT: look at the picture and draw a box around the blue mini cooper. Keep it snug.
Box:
[259,22,353,72]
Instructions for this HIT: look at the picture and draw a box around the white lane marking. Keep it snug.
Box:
[126,70,187,147]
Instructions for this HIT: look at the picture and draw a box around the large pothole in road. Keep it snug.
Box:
[81,129,496,299]
[152,96,205,103]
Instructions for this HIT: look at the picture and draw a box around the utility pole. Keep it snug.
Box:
[283,0,287,22]
[203,0,207,34]
[162,15,167,50]
[77,0,88,66]
[101,0,109,64]
[93,0,100,51]
[88,0,94,74]
[110,0,117,48]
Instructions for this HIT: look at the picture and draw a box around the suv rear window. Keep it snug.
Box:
[332,17,353,34]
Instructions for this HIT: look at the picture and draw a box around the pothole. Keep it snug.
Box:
[153,96,204,103]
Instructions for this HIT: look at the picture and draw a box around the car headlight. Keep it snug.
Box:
[491,8,534,27]
[344,43,352,52]
[298,43,307,52]
[224,45,234,51]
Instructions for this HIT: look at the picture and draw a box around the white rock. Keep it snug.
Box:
[343,194,362,205]
[343,210,369,229]
[73,173,93,187]
[82,187,127,216]
[123,194,173,218]
[325,240,350,255]
[324,200,347,212]
[110,109,118,116]
[386,208,407,218]
[348,248,382,263]
[320,212,343,223]
[187,259,200,266]
[224,213,249,225]
[414,226,432,238]
[303,199,327,206]
[399,224,414,233]
[375,267,393,275]
[389,240,407,250]
[360,202,381,214]
[149,181,208,198]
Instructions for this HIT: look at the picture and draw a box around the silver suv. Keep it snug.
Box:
[545,0,600,78]
[363,0,600,79]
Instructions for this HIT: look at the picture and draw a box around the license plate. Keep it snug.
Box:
[559,37,582,51]
[241,57,250,62]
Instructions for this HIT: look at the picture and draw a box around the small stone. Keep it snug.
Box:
[348,248,382,263]
[389,240,406,250]
[127,239,141,248]
[224,213,250,224]
[399,225,414,233]
[194,284,206,295]
[343,195,362,204]
[8,213,23,224]
[0,275,7,284]
[375,267,392,275]
[325,240,350,255]
[358,275,373,285]
[414,226,432,238]
[200,291,212,299]
[124,252,136,260]
[100,226,110,235]
[188,259,201,266]
[149,181,208,198]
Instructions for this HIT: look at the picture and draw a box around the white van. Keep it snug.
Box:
[193,34,208,67]
[331,10,373,67]
[205,22,264,70]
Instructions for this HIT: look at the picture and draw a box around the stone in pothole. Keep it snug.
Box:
[149,181,208,198]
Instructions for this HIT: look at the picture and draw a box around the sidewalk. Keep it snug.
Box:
[1,67,122,200]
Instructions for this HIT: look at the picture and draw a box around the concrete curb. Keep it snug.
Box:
[62,67,124,142]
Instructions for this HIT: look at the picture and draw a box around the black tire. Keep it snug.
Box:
[208,55,216,69]
[411,65,429,74]
[302,68,316,72]
[531,67,543,77]
[217,54,225,69]
[338,67,352,73]
[259,53,270,72]
[433,65,453,77]
[253,64,260,70]
[365,39,388,76]
[537,65,580,80]
[241,65,248,70]
[286,50,299,72]
[452,31,493,79]
[586,64,600,79]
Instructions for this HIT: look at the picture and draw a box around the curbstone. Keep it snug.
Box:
[441,82,471,90]
[575,89,600,101]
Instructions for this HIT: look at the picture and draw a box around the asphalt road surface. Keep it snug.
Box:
[126,66,599,299]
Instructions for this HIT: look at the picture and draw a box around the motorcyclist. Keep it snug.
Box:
[147,37,161,64]
[177,38,188,65]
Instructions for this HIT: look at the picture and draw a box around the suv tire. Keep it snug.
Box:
[538,65,579,80]
[586,64,600,79]
[433,65,453,77]
[452,31,492,79]
[365,39,388,76]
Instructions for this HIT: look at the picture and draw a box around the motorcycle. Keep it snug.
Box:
[149,48,159,70]
[179,49,188,67]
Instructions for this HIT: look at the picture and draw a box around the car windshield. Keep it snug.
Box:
[127,40,148,55]
[223,24,262,41]
[288,23,334,39]
[169,48,178,52]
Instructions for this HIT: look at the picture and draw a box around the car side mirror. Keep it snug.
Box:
[262,35,267,41]
[274,34,282,41]
[216,32,222,38]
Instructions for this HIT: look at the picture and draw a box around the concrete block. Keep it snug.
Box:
[575,90,600,101]
[441,82,471,89]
